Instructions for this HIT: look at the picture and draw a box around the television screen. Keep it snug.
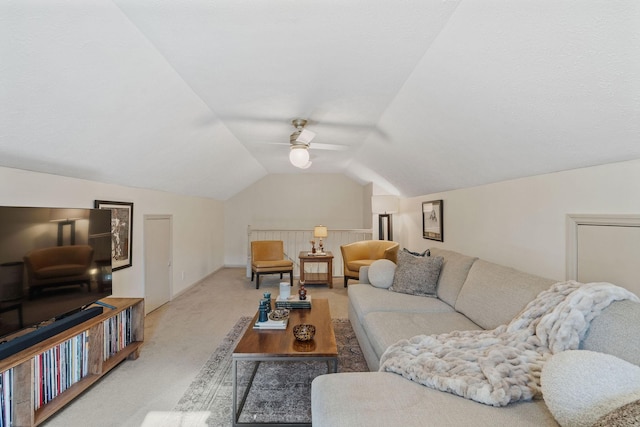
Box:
[0,206,112,341]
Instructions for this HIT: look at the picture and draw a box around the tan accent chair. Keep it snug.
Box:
[251,240,294,289]
[340,240,399,287]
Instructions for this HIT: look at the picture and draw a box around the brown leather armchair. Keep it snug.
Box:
[23,245,94,298]
[340,240,399,287]
[250,240,294,289]
[0,261,24,328]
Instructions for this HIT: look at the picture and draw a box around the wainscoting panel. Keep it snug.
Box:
[247,227,373,279]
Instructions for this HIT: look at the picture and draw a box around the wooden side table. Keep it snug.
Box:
[298,251,334,288]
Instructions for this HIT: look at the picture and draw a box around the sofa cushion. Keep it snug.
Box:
[454,259,556,329]
[346,259,374,272]
[312,372,558,427]
[368,259,396,289]
[389,250,443,297]
[541,350,640,427]
[581,300,640,366]
[429,248,478,307]
[348,284,454,324]
[363,311,481,365]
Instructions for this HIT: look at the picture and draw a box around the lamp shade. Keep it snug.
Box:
[371,195,399,214]
[49,208,88,222]
[313,225,328,238]
[289,147,310,168]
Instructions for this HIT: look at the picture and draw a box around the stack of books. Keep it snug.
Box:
[275,294,312,309]
[253,317,288,330]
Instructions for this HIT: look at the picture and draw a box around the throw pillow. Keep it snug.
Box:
[389,250,443,297]
[402,248,430,257]
[541,350,640,427]
[368,259,396,289]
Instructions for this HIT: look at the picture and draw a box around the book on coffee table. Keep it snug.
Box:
[275,294,312,309]
[253,317,288,330]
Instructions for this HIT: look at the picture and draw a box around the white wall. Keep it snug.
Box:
[0,166,225,298]
[224,174,366,266]
[397,159,640,281]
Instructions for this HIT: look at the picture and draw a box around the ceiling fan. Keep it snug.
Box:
[287,118,348,169]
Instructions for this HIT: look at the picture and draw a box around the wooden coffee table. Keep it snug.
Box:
[232,298,338,427]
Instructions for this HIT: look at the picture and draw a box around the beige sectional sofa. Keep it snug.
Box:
[312,248,640,426]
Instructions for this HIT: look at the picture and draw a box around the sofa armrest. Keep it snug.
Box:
[358,266,371,284]
[581,300,640,366]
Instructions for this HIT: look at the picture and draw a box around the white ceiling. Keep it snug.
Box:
[1,1,639,200]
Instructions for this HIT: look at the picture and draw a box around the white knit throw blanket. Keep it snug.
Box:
[379,281,639,407]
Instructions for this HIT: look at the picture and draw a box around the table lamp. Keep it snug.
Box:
[313,225,328,254]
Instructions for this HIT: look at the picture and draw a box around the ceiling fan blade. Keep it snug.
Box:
[295,129,316,144]
[311,143,349,151]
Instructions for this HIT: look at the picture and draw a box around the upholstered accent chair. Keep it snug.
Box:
[0,261,25,328]
[23,245,94,298]
[340,240,399,287]
[250,240,294,289]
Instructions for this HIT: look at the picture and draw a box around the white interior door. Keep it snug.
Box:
[144,215,172,314]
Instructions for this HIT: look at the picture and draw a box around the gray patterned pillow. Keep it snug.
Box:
[389,250,443,297]
[402,248,430,257]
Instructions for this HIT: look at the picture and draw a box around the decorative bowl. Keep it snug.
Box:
[293,324,316,341]
[268,308,290,321]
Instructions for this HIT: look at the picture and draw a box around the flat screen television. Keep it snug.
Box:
[0,206,112,343]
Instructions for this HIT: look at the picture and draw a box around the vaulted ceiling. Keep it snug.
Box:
[1,1,639,200]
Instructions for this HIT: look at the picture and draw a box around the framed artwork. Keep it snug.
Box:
[94,200,133,271]
[422,200,443,241]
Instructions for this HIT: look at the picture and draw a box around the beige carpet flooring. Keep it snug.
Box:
[42,267,350,427]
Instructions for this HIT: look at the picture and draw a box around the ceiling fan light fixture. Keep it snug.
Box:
[289,146,310,168]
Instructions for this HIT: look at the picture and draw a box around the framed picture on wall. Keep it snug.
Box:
[422,200,443,241]
[94,200,133,271]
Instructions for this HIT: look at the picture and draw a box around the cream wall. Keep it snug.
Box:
[397,159,640,281]
[363,183,373,229]
[7,156,638,296]
[0,166,225,298]
[224,173,367,266]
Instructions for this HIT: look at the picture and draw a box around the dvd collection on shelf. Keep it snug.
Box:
[0,300,142,427]
[0,369,12,427]
[103,307,134,360]
[34,331,90,410]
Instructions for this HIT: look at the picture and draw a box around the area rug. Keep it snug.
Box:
[174,316,368,426]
